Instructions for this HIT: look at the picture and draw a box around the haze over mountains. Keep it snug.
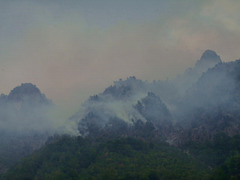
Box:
[1,49,240,177]
[0,83,54,134]
[0,50,240,177]
[0,83,73,174]
[73,49,240,144]
[0,83,53,173]
[172,50,222,96]
[1,49,239,141]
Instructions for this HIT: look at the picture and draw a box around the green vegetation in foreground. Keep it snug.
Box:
[4,136,210,180]
[4,133,240,180]
[211,155,240,180]
[182,133,240,167]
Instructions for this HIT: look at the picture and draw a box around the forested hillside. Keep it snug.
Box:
[3,134,240,179]
[2,50,240,179]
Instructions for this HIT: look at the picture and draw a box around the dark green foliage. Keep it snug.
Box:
[182,133,240,168]
[4,133,240,180]
[211,155,240,180]
[4,136,210,180]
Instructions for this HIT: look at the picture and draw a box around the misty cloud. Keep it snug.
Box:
[0,0,240,110]
[0,83,77,135]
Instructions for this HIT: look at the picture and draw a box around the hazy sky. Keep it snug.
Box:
[0,0,240,114]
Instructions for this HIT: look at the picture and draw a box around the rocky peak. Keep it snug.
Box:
[7,83,51,105]
[195,50,222,71]
[200,50,221,62]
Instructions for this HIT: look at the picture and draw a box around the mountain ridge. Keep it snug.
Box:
[2,50,240,179]
[73,50,240,146]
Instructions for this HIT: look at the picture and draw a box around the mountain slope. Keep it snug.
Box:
[4,136,210,180]
[73,50,231,144]
[0,83,55,174]
[176,60,240,142]
[171,50,222,96]
[2,50,240,179]
[73,77,175,141]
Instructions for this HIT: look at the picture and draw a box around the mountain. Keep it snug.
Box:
[0,83,55,175]
[195,49,222,73]
[171,50,222,97]
[75,77,174,140]
[0,83,54,133]
[2,50,240,179]
[73,50,240,146]
[7,83,51,105]
[134,92,173,137]
[176,60,240,142]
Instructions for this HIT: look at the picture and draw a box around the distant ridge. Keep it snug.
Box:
[7,83,51,105]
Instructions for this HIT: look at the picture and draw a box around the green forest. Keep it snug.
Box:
[3,133,240,180]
